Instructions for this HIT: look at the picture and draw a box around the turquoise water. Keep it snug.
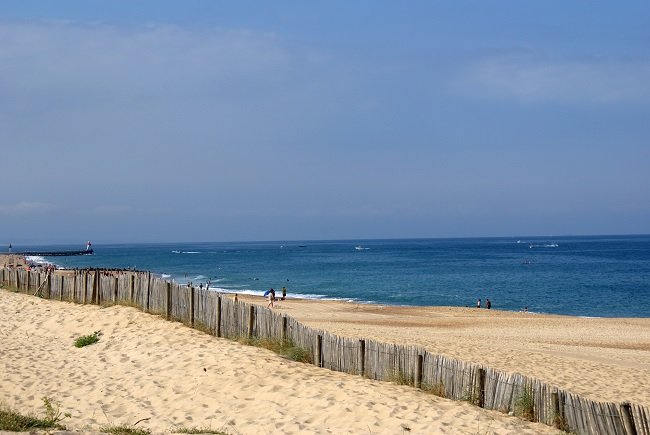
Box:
[14,235,650,318]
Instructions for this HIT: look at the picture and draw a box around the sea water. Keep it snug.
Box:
[16,235,650,318]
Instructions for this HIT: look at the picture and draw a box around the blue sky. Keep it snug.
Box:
[1,1,649,244]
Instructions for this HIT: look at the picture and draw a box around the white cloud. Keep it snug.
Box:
[0,202,56,215]
[0,21,294,103]
[457,56,650,104]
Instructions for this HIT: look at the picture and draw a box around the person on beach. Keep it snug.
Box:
[486,299,491,309]
[267,288,276,308]
[281,286,287,300]
[476,298,481,308]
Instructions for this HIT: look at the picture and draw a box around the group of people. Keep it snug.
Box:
[266,286,287,308]
[476,298,492,309]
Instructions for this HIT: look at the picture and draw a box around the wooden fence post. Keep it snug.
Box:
[415,354,424,389]
[91,271,99,305]
[146,272,151,312]
[248,305,255,338]
[83,271,88,304]
[476,368,486,408]
[359,339,366,376]
[15,270,20,292]
[190,286,195,328]
[73,274,77,303]
[551,390,560,428]
[282,316,288,342]
[130,274,135,303]
[47,273,52,299]
[316,334,323,368]
[216,296,222,337]
[620,402,638,435]
[114,277,118,303]
[59,276,64,301]
[25,271,30,292]
[166,282,172,320]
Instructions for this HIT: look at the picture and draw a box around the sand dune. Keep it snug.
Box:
[1,289,559,434]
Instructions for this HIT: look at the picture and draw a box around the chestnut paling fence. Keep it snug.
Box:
[1,267,648,435]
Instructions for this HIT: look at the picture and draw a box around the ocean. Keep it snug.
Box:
[15,235,650,318]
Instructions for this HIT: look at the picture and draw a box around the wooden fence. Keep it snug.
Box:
[1,266,648,435]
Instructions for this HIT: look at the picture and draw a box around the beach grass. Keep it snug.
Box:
[515,387,535,421]
[74,330,103,348]
[421,381,446,398]
[387,369,413,386]
[174,426,230,434]
[0,397,68,431]
[101,424,151,435]
[236,336,313,364]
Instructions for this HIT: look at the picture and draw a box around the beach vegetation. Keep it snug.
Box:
[461,387,481,406]
[174,426,230,434]
[192,321,214,336]
[421,381,446,398]
[387,369,412,386]
[514,387,535,421]
[553,411,569,432]
[101,424,151,435]
[236,336,313,364]
[0,397,69,431]
[74,330,103,348]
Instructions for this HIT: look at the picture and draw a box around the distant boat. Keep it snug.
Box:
[355,245,367,251]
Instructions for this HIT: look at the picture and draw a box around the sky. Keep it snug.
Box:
[1,1,649,245]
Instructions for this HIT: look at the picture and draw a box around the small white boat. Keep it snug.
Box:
[355,245,365,251]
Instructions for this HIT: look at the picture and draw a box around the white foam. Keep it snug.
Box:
[25,256,53,266]
[205,287,359,303]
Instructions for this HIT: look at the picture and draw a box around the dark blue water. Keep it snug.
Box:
[12,235,650,318]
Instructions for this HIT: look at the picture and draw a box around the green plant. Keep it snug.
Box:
[552,410,569,432]
[387,369,412,386]
[514,387,535,421]
[460,387,481,406]
[74,330,103,348]
[0,397,69,431]
[421,381,446,398]
[174,426,230,434]
[236,336,313,364]
[101,424,151,435]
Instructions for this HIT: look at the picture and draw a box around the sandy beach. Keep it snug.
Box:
[240,295,650,406]
[1,288,562,435]
[2,254,649,434]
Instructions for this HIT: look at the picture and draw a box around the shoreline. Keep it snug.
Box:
[4,252,648,319]
[3,255,650,406]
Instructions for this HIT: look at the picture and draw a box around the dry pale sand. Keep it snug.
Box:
[243,295,650,406]
[0,289,560,435]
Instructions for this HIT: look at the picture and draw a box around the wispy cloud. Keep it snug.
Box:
[0,21,295,104]
[456,56,650,104]
[0,202,56,215]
